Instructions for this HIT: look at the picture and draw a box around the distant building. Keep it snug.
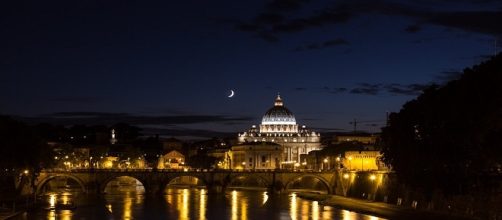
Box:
[238,95,322,168]
[100,156,119,169]
[161,137,183,152]
[332,133,379,145]
[157,150,185,169]
[208,148,232,169]
[343,151,383,171]
[230,142,283,170]
[110,129,117,145]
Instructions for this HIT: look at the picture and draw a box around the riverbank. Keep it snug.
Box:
[0,211,24,220]
[296,193,475,220]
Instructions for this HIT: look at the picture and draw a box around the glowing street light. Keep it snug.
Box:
[323,158,329,170]
[369,174,376,181]
[343,173,349,179]
[23,170,29,175]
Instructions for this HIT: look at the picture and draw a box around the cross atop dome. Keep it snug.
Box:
[274,93,283,106]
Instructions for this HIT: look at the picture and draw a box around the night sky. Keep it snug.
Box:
[1,0,501,139]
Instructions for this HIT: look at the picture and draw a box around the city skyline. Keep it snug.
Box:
[2,0,501,137]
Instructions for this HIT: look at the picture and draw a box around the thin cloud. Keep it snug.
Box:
[24,112,254,126]
[384,83,430,96]
[350,83,382,95]
[295,38,349,51]
[48,96,101,103]
[404,24,422,33]
[266,0,310,12]
[140,127,236,139]
[236,0,502,44]
[436,69,463,83]
[293,83,429,96]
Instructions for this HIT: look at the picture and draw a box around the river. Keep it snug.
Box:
[14,188,385,220]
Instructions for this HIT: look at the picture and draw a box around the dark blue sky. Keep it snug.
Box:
[1,0,501,138]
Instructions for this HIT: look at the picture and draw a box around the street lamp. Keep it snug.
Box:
[343,173,349,179]
[369,174,376,181]
[323,158,329,170]
[348,156,353,170]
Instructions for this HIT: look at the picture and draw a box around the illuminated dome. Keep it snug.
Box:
[261,95,296,125]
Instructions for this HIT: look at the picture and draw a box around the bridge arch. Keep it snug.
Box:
[100,175,147,194]
[36,174,86,195]
[163,174,208,190]
[226,174,270,189]
[284,174,331,194]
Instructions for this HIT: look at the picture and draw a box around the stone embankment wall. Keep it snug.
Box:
[337,171,502,219]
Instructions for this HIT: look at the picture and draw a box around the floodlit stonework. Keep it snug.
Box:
[238,95,322,168]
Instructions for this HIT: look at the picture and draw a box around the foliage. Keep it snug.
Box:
[0,116,53,171]
[381,54,502,196]
[186,154,218,169]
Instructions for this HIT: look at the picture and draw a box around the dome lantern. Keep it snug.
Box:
[274,94,283,106]
[261,95,296,126]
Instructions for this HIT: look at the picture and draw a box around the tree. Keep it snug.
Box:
[0,116,54,198]
[0,116,53,171]
[381,54,502,196]
[112,123,141,144]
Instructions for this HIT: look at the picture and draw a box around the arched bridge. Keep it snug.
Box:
[35,169,341,195]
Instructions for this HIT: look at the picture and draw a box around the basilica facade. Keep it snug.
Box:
[237,95,322,168]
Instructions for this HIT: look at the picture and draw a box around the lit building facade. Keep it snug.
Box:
[230,142,283,170]
[343,151,383,171]
[238,95,322,167]
[157,150,185,169]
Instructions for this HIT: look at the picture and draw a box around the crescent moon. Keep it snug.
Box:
[228,90,235,98]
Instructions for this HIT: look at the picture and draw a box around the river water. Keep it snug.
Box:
[15,188,385,220]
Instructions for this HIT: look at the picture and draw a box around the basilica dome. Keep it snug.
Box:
[261,95,296,125]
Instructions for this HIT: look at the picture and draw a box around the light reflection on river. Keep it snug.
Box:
[18,189,385,220]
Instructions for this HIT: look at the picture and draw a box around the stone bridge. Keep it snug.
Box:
[35,169,341,195]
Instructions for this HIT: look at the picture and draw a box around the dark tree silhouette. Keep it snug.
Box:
[112,123,141,144]
[0,116,53,171]
[381,54,502,196]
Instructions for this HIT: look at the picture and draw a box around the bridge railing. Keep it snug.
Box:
[41,168,335,173]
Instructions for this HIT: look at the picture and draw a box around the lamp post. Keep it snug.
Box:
[294,162,300,170]
[362,154,364,171]
[323,158,329,171]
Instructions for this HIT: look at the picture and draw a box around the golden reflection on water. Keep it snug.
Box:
[262,191,268,205]
[229,190,249,220]
[179,189,189,220]
[59,210,72,220]
[45,193,74,220]
[289,192,334,220]
[104,187,144,219]
[49,194,56,208]
[341,209,386,220]
[199,189,206,220]
[231,190,238,220]
[312,201,319,220]
[290,193,298,220]
[240,196,247,220]
[43,188,384,220]
[123,194,133,220]
[165,188,208,220]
